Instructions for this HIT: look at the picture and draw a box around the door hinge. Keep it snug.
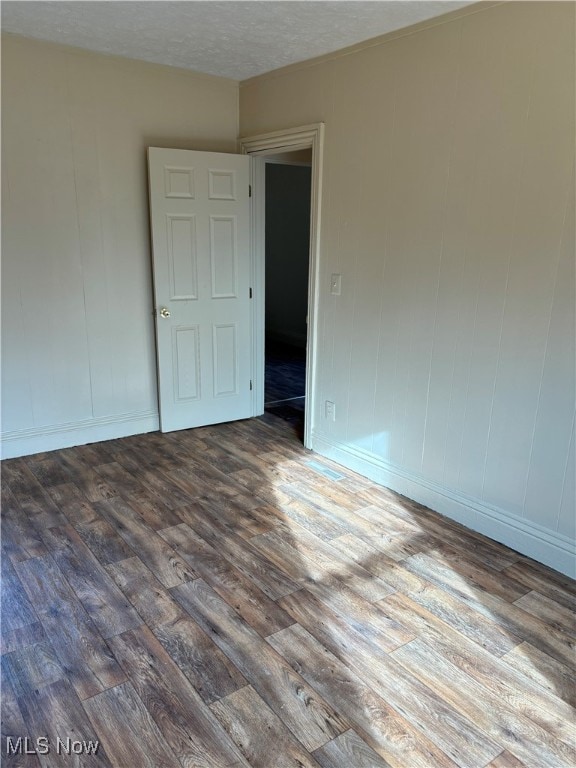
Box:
[249,184,252,198]
[249,287,253,299]
[250,380,253,391]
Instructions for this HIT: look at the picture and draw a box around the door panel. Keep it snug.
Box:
[167,215,198,300]
[148,148,251,433]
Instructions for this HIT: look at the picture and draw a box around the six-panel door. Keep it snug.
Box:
[148,148,251,432]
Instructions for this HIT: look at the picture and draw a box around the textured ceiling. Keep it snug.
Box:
[1,1,474,81]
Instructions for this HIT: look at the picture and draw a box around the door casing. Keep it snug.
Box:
[240,123,325,450]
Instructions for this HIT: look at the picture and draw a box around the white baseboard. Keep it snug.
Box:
[312,434,575,578]
[1,410,160,460]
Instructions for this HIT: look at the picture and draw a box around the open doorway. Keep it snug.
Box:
[263,151,312,438]
[240,123,324,449]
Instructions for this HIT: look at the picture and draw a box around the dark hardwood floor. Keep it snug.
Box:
[1,414,575,767]
[265,341,305,431]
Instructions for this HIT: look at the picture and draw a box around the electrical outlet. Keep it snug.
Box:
[330,274,341,295]
[325,400,336,421]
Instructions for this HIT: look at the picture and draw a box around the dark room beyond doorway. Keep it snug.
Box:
[263,157,312,438]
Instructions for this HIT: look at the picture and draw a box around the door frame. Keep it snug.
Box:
[240,123,324,449]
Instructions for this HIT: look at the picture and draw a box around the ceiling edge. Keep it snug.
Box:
[239,0,504,87]
[0,31,241,86]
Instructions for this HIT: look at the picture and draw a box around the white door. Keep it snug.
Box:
[148,148,252,433]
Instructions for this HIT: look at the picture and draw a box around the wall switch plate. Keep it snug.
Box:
[325,400,336,421]
[330,274,341,295]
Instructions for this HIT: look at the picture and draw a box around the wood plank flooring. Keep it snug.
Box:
[265,341,306,428]
[2,414,575,767]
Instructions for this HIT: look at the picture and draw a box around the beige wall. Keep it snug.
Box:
[240,2,575,573]
[1,34,238,455]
